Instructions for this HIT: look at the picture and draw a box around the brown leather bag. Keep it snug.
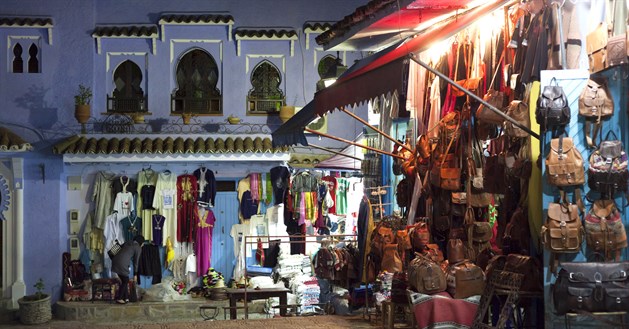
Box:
[586,23,608,74]
[410,222,430,250]
[579,79,614,119]
[396,230,412,251]
[484,135,507,194]
[446,261,485,299]
[584,200,628,260]
[476,89,507,124]
[502,254,543,292]
[416,135,431,159]
[448,239,465,264]
[545,135,585,187]
[381,243,403,273]
[504,100,530,138]
[440,167,461,191]
[541,202,583,253]
[371,225,395,258]
[502,207,531,255]
[408,254,447,295]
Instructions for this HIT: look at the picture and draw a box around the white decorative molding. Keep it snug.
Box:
[158,13,234,42]
[245,54,285,74]
[234,30,298,57]
[105,52,148,72]
[0,17,53,45]
[169,39,223,64]
[304,25,330,50]
[92,25,159,55]
[62,153,290,164]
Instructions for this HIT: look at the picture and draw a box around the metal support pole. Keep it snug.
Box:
[304,128,406,159]
[408,54,540,140]
[339,107,413,153]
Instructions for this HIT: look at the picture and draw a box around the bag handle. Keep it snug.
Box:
[602,129,619,142]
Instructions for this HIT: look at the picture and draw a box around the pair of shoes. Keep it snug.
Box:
[125,299,130,303]
[115,299,126,304]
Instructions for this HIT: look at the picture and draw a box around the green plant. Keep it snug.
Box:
[23,278,47,301]
[74,84,92,106]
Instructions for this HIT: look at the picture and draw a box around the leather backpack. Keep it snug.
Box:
[448,239,465,264]
[578,79,614,148]
[446,261,485,299]
[588,132,629,197]
[381,243,403,273]
[408,254,447,295]
[396,178,410,208]
[584,200,628,261]
[370,224,394,258]
[541,202,583,253]
[502,207,531,255]
[409,221,430,251]
[545,135,585,187]
[504,100,530,138]
[536,78,571,131]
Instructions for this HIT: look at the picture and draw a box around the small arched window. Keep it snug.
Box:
[12,44,23,73]
[247,60,284,115]
[171,49,222,115]
[108,60,146,113]
[27,43,39,73]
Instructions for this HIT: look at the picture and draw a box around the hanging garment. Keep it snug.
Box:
[270,166,290,206]
[120,213,142,242]
[177,174,198,243]
[93,171,116,229]
[137,243,162,284]
[151,214,165,246]
[152,171,177,246]
[193,167,217,207]
[138,168,158,241]
[195,208,216,277]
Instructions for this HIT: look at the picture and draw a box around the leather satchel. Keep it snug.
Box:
[396,230,412,251]
[504,100,530,138]
[416,135,431,159]
[541,202,583,253]
[371,225,395,258]
[578,79,614,119]
[552,262,629,315]
[545,135,585,187]
[440,167,461,191]
[447,261,485,299]
[584,200,627,260]
[607,34,628,67]
[476,89,507,124]
[410,221,431,250]
[536,78,571,130]
[408,254,447,295]
[586,23,608,74]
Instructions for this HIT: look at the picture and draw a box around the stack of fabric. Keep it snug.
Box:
[289,275,321,314]
[276,254,311,278]
[374,271,394,306]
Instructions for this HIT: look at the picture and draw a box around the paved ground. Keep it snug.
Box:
[1,314,385,329]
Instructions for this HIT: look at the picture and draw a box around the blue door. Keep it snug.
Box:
[210,191,239,282]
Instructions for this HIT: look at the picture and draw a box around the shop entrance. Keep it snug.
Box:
[210,191,238,283]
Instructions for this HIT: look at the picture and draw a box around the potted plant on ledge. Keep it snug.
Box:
[74,84,92,125]
[17,278,52,325]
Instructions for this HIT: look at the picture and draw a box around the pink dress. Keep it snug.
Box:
[195,207,215,277]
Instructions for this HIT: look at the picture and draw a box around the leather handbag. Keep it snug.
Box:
[448,239,465,264]
[416,135,431,159]
[545,135,585,187]
[408,254,447,295]
[584,200,628,260]
[476,89,507,125]
[504,100,530,138]
[381,243,403,273]
[410,221,431,250]
[579,79,614,147]
[588,131,629,195]
[446,261,485,299]
[370,224,395,258]
[552,262,629,315]
[502,207,531,255]
[586,23,609,73]
[607,34,628,67]
[396,230,412,251]
[541,202,583,253]
[536,78,571,131]
[483,135,507,194]
[440,167,461,191]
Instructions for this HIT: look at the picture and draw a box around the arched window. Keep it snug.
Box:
[171,49,222,115]
[27,43,39,73]
[247,60,284,114]
[318,55,337,79]
[12,44,23,73]
[108,60,146,113]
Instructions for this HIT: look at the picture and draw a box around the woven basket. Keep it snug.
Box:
[18,294,52,325]
[209,288,228,301]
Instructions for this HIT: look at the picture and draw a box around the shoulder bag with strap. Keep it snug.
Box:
[504,100,531,138]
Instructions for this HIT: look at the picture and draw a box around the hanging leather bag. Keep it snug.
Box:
[370,224,395,258]
[502,254,543,293]
[545,135,585,187]
[536,78,571,131]
[410,221,431,250]
[584,200,627,260]
[588,131,629,196]
[541,202,583,253]
[504,100,530,138]
[578,79,614,148]
[586,23,609,74]
[483,134,507,194]
[448,238,465,264]
[476,53,506,125]
[552,262,629,315]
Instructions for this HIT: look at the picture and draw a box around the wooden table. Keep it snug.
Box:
[225,287,290,319]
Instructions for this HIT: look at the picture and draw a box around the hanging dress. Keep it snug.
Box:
[195,207,216,277]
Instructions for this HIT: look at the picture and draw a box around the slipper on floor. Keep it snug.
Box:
[116,299,126,304]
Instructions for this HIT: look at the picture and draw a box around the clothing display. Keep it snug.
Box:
[120,213,142,243]
[152,171,177,246]
[193,167,216,207]
[137,168,158,241]
[93,171,116,230]
[176,174,198,243]
[195,207,216,277]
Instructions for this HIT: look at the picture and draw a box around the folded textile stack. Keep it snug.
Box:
[276,254,312,278]
[289,275,320,314]
[374,271,394,306]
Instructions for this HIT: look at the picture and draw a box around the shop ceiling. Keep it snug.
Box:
[317,0,485,52]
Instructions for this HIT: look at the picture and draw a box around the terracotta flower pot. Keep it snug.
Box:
[74,104,91,124]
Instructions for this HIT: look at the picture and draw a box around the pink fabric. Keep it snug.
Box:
[195,208,216,277]
[412,292,478,329]
[250,173,259,201]
[298,192,306,225]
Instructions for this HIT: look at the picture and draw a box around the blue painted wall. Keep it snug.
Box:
[0,0,368,302]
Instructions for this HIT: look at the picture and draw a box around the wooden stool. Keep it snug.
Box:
[565,311,627,328]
